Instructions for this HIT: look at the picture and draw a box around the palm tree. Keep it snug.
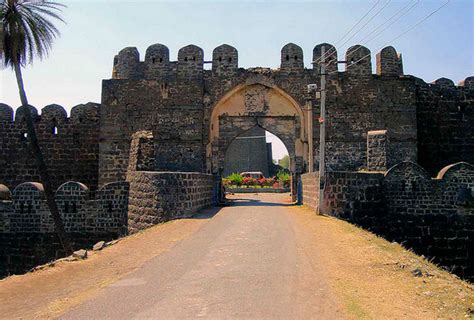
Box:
[0,0,72,254]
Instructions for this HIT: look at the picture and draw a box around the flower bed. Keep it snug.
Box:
[223,171,291,190]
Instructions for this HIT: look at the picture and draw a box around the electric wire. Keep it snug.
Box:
[315,0,392,65]
[345,0,420,58]
[328,0,451,75]
[312,0,383,64]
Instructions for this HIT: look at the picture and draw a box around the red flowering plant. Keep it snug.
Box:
[242,177,256,187]
[257,178,274,188]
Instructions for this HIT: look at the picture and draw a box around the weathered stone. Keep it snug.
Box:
[127,171,216,234]
[300,162,474,281]
[0,43,473,282]
[72,249,87,260]
[0,103,100,191]
[93,241,106,251]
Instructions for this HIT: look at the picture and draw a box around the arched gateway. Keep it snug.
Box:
[207,77,308,199]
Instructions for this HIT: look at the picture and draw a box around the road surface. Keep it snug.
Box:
[63,194,345,319]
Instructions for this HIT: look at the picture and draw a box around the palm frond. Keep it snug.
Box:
[0,0,66,68]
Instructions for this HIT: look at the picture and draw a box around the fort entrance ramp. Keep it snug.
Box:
[1,194,471,319]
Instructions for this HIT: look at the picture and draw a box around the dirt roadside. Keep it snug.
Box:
[0,216,210,319]
[291,205,474,319]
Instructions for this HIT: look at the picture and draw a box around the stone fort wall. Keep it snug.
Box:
[0,103,100,191]
[416,77,474,175]
[300,162,474,281]
[99,42,473,186]
[0,41,472,279]
[0,180,129,277]
[125,131,217,234]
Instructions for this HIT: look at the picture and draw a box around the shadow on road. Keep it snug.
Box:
[191,206,223,219]
[191,194,294,220]
[226,196,294,207]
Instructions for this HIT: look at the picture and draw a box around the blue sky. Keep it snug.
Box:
[1,0,473,159]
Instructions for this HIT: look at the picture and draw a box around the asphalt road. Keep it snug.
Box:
[62,194,345,319]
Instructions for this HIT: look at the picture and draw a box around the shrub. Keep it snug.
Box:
[226,173,243,186]
[276,170,291,188]
[276,170,291,182]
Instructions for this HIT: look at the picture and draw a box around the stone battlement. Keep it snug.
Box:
[300,161,474,280]
[111,42,474,89]
[112,43,411,79]
[0,180,129,234]
[0,103,101,191]
[0,102,100,123]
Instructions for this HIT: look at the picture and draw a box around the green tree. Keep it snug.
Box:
[278,155,290,169]
[0,0,72,254]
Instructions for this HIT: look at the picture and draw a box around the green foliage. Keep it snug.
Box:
[276,170,291,182]
[276,170,291,188]
[226,173,243,186]
[0,0,65,67]
[278,155,290,169]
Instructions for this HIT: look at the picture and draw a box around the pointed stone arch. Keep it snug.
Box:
[207,77,308,199]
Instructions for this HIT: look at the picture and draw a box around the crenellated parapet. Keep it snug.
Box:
[459,76,474,90]
[313,43,337,73]
[101,42,472,185]
[0,102,101,191]
[345,45,372,76]
[144,43,170,79]
[212,44,238,76]
[110,43,414,80]
[41,104,68,123]
[376,46,403,77]
[115,47,141,79]
[177,44,204,78]
[0,180,128,234]
[0,103,13,122]
[280,43,304,73]
[431,77,455,89]
[0,102,100,125]
[14,104,39,122]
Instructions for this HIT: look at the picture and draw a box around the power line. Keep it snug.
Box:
[342,0,418,61]
[337,0,392,48]
[316,0,392,65]
[330,0,381,49]
[346,0,420,58]
[312,0,384,65]
[330,0,451,75]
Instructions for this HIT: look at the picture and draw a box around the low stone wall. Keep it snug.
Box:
[299,162,474,281]
[300,172,319,211]
[127,171,216,233]
[0,180,129,278]
[321,171,384,226]
[0,232,120,277]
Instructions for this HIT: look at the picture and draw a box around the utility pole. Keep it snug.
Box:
[307,98,313,173]
[318,45,326,215]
